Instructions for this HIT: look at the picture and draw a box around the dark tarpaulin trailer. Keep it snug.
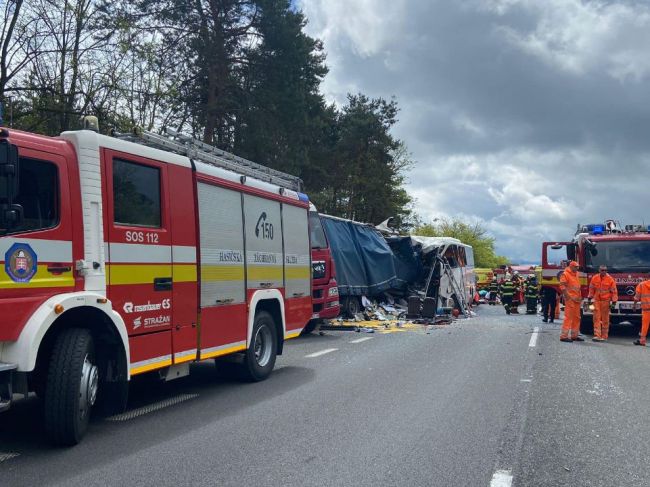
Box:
[320,215,398,298]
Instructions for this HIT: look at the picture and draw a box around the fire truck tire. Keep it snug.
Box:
[241,311,277,382]
[580,316,593,335]
[44,328,98,446]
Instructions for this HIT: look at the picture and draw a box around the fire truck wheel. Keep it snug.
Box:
[241,311,277,382]
[44,328,98,446]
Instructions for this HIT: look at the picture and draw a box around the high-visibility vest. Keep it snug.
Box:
[489,280,498,292]
[635,281,650,311]
[588,274,617,302]
[560,269,581,302]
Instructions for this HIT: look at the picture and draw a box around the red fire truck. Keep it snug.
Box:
[541,220,649,333]
[0,121,314,445]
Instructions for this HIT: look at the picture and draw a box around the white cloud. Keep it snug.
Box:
[298,0,650,261]
[491,0,650,82]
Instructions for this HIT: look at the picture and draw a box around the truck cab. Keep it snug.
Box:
[308,204,339,325]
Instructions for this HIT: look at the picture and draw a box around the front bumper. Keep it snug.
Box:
[0,362,17,413]
[581,300,640,316]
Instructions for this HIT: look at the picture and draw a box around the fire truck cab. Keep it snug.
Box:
[542,220,650,333]
[0,123,312,445]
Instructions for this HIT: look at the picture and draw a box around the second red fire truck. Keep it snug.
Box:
[0,120,318,445]
[542,219,650,332]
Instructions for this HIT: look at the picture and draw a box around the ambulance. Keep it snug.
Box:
[0,120,313,444]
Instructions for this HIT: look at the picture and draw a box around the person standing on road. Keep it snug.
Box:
[500,275,515,315]
[488,277,499,305]
[588,265,618,342]
[559,261,583,342]
[525,276,538,314]
[633,278,650,346]
[541,285,558,323]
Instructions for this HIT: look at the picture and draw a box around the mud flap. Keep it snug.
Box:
[0,362,17,413]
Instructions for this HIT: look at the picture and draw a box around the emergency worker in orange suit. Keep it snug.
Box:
[633,278,650,346]
[559,261,583,342]
[587,265,618,342]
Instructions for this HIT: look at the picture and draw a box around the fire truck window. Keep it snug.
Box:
[309,211,328,249]
[545,246,566,267]
[113,159,161,228]
[11,158,59,234]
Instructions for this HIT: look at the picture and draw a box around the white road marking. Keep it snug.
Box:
[349,337,374,344]
[490,469,513,487]
[528,327,540,348]
[106,394,199,421]
[0,452,19,463]
[520,379,532,383]
[305,348,338,358]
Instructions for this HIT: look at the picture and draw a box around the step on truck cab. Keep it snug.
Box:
[0,122,313,445]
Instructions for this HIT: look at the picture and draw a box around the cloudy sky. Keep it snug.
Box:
[297,0,650,263]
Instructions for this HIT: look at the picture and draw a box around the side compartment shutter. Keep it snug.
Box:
[282,204,311,298]
[198,183,245,307]
[243,194,283,289]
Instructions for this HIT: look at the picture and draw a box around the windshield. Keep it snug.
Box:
[309,211,328,249]
[585,240,650,272]
[6,157,59,235]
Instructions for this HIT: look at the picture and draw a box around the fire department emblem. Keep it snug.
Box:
[5,243,37,283]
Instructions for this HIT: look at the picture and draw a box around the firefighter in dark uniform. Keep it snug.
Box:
[488,277,499,305]
[500,275,515,315]
[525,276,538,314]
[541,285,558,323]
[510,273,522,314]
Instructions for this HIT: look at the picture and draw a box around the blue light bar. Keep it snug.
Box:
[298,192,310,202]
[592,224,604,234]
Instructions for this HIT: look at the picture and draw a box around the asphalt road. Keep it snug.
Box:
[1,304,649,486]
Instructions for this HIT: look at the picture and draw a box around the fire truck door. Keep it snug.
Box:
[541,241,573,287]
[103,150,173,375]
[169,165,198,365]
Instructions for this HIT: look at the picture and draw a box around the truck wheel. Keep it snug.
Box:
[241,311,277,382]
[343,297,360,317]
[44,328,98,445]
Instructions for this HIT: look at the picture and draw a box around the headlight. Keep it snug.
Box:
[328,287,339,297]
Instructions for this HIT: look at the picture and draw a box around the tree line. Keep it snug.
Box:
[0,0,414,228]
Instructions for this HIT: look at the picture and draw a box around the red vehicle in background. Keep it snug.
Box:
[305,204,340,332]
[542,220,650,333]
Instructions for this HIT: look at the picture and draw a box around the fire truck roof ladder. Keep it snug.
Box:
[113,127,304,192]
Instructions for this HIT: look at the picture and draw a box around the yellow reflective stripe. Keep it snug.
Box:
[200,344,246,360]
[174,353,197,364]
[201,265,245,282]
[108,264,197,285]
[130,358,173,376]
[248,266,283,281]
[0,264,74,289]
[285,331,301,339]
[108,264,170,285]
[286,266,311,279]
[174,264,197,283]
